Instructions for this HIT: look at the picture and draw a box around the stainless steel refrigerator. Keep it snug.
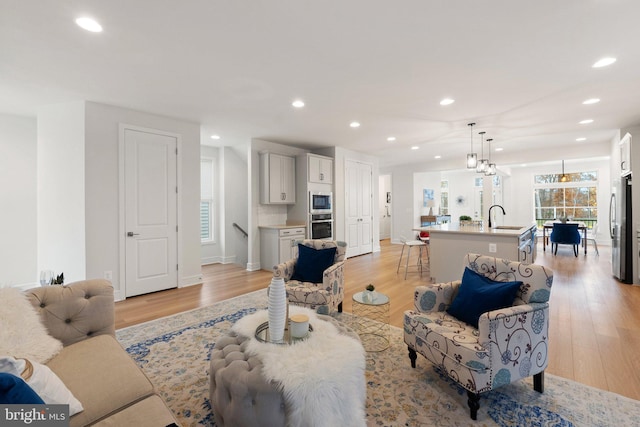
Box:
[610,175,633,283]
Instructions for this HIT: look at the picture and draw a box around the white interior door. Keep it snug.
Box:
[124,128,178,297]
[345,160,373,257]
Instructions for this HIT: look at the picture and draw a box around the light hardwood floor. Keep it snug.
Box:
[115,239,640,401]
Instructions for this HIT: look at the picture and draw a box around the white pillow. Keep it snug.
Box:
[0,287,63,363]
[0,356,84,416]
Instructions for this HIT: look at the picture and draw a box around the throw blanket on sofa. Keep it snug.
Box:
[233,307,366,427]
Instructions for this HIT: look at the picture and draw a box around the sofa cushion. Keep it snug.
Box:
[404,310,489,372]
[291,244,336,283]
[447,267,521,328]
[0,356,83,415]
[0,373,45,404]
[46,335,155,427]
[91,395,177,427]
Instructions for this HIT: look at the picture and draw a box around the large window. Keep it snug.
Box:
[440,180,449,214]
[534,171,597,228]
[200,158,215,242]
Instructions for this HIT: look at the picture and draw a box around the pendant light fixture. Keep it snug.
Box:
[466,123,477,168]
[476,131,488,173]
[485,138,496,176]
[560,160,568,182]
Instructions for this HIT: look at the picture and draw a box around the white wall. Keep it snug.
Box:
[37,102,86,283]
[0,114,37,286]
[222,146,249,267]
[84,102,202,298]
[413,171,443,225]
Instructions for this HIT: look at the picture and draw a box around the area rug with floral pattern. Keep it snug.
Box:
[116,289,640,427]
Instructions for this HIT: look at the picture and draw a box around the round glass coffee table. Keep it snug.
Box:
[352,291,390,352]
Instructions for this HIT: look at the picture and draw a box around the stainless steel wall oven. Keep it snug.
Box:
[309,213,333,240]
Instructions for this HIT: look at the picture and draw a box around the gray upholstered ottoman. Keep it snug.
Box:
[209,315,358,427]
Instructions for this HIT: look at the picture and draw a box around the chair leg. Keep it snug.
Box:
[594,240,599,255]
[408,346,417,368]
[396,244,405,274]
[467,391,480,420]
[404,246,412,280]
[534,371,544,393]
[337,302,343,313]
[574,244,578,257]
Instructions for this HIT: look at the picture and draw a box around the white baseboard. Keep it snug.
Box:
[113,289,124,302]
[202,255,237,265]
[246,262,261,271]
[180,274,203,287]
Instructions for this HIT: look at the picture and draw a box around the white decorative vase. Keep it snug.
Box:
[268,277,287,342]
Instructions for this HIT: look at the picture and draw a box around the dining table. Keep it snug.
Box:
[542,220,588,254]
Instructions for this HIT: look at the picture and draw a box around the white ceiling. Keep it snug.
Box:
[1,1,639,169]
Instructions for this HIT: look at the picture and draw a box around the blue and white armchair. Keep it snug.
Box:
[404,253,554,419]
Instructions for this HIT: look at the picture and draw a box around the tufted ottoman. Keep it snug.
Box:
[209,314,360,427]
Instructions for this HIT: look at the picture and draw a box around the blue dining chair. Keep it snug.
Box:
[550,223,581,256]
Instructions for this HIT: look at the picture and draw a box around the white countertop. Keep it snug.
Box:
[258,224,306,230]
[420,222,536,237]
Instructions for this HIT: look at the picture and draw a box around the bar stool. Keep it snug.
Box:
[418,231,430,264]
[397,236,427,279]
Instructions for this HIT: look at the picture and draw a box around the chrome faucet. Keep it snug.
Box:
[488,204,506,228]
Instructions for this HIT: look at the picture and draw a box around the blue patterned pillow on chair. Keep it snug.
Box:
[446,267,522,328]
[291,244,337,283]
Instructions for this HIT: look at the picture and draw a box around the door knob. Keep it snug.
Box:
[127,232,140,237]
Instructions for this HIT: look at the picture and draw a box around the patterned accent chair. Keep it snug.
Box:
[273,240,347,314]
[404,253,554,420]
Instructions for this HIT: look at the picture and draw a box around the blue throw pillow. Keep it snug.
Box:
[291,244,337,283]
[0,373,45,404]
[446,267,522,328]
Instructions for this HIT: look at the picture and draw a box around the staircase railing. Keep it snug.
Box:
[233,223,248,238]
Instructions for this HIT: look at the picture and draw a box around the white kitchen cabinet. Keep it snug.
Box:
[308,154,333,184]
[260,227,306,270]
[620,132,632,177]
[260,152,296,204]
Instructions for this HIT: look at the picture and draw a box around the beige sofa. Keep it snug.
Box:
[26,279,178,427]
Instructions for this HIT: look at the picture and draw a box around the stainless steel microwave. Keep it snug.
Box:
[309,191,332,214]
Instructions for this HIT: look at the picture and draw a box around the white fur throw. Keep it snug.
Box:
[0,287,63,363]
[233,307,367,427]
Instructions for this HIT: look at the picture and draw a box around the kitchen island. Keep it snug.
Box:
[422,222,537,283]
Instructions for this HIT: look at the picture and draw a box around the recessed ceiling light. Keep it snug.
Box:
[411,146,419,150]
[579,119,594,124]
[75,17,103,32]
[440,98,455,106]
[210,135,221,140]
[582,98,600,105]
[576,137,587,141]
[434,155,441,159]
[495,147,504,152]
[350,122,360,128]
[593,57,616,68]
[292,100,305,108]
[387,137,396,142]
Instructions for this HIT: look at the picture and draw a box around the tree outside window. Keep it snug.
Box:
[534,171,597,228]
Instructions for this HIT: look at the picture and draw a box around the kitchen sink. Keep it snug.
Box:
[494,225,524,230]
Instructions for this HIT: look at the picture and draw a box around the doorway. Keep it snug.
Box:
[120,125,179,297]
[379,174,391,239]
